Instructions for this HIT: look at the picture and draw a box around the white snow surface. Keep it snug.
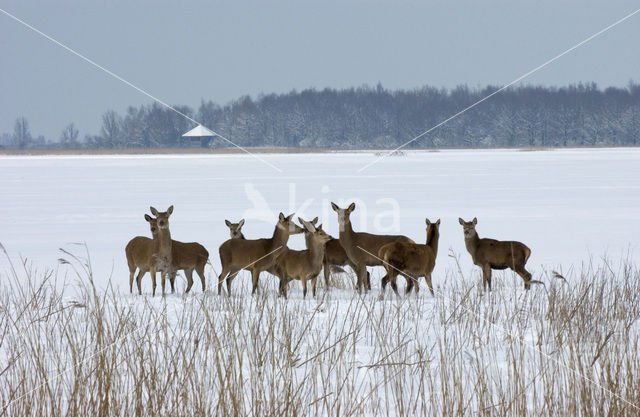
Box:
[0,148,638,291]
[1,148,640,415]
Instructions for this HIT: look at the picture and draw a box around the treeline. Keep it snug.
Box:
[3,82,640,149]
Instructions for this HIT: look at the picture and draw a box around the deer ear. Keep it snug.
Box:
[472,217,477,225]
[331,202,339,212]
[312,216,318,224]
[238,219,245,227]
[458,218,464,225]
[286,213,295,220]
[145,214,153,222]
[298,217,305,226]
[348,202,356,212]
[425,218,431,225]
[167,205,174,215]
[279,212,285,221]
[436,219,441,226]
[225,220,232,227]
[150,206,158,216]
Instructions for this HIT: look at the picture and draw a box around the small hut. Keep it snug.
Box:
[181,125,217,148]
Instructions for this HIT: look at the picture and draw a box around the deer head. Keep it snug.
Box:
[225,219,245,239]
[331,202,356,232]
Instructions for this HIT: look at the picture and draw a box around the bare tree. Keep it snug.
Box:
[60,123,79,148]
[13,117,32,149]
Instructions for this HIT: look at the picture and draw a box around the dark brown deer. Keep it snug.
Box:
[274,218,331,298]
[331,202,413,292]
[458,217,539,291]
[217,213,304,295]
[378,218,440,295]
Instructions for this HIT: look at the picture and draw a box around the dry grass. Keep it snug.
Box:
[1,247,639,416]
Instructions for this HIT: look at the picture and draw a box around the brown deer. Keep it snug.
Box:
[331,202,414,292]
[149,206,173,296]
[126,209,209,295]
[458,217,538,291]
[217,213,304,295]
[378,218,440,296]
[274,218,331,298]
[170,240,209,294]
[126,214,159,294]
[301,217,364,288]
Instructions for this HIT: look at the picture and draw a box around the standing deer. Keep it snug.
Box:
[331,202,414,292]
[126,214,160,294]
[217,213,304,295]
[126,209,209,295]
[458,217,538,291]
[301,217,365,288]
[149,206,173,296]
[274,218,331,298]
[378,218,440,296]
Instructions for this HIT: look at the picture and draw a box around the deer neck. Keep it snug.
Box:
[156,227,172,258]
[309,238,327,267]
[426,229,440,258]
[338,219,355,248]
[270,224,290,249]
[463,231,479,258]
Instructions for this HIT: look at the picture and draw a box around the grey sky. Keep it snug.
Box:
[1,0,639,140]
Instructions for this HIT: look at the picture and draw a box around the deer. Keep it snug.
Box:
[274,218,331,298]
[301,217,365,288]
[126,209,209,295]
[148,206,173,296]
[458,217,541,291]
[217,213,304,295]
[331,202,414,292]
[378,218,440,296]
[126,214,160,294]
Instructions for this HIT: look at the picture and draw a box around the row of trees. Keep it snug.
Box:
[3,83,640,149]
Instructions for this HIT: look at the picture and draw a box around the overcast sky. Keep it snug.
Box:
[1,0,639,140]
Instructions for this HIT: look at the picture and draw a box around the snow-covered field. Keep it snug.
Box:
[1,148,639,415]
[1,148,639,288]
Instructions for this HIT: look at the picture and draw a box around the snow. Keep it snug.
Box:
[1,148,639,415]
[1,148,638,291]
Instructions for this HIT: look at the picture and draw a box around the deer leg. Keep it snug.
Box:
[227,268,240,295]
[403,274,414,294]
[426,273,434,296]
[149,267,157,296]
[389,271,399,296]
[514,266,532,290]
[196,263,206,292]
[323,260,331,288]
[217,266,230,295]
[251,269,261,295]
[129,267,136,293]
[301,278,308,298]
[160,269,166,297]
[169,270,176,294]
[278,276,288,298]
[312,276,318,297]
[184,268,195,293]
[482,265,492,292]
[135,269,147,295]
[366,270,372,291]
